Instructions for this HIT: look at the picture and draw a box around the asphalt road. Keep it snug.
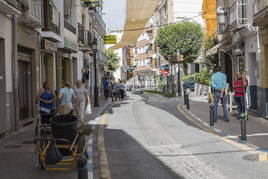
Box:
[103,93,268,179]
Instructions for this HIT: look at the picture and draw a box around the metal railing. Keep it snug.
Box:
[230,0,248,26]
[94,10,106,31]
[43,1,60,35]
[64,20,76,34]
[78,23,85,43]
[85,30,92,46]
[19,0,42,25]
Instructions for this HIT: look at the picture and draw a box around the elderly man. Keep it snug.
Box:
[234,72,248,118]
[211,67,229,122]
[74,80,90,121]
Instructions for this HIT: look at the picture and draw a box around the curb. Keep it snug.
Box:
[87,101,113,179]
[177,104,268,155]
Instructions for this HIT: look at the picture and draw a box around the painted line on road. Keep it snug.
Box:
[177,104,268,157]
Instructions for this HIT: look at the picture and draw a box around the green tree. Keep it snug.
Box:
[105,49,120,75]
[201,36,218,71]
[156,21,204,74]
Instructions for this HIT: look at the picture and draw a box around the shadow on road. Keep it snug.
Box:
[103,128,184,179]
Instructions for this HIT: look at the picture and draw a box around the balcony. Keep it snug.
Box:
[253,0,268,26]
[89,9,106,36]
[41,1,61,42]
[17,0,42,29]
[229,0,248,31]
[79,30,93,52]
[0,0,21,15]
[78,23,85,43]
[64,21,76,35]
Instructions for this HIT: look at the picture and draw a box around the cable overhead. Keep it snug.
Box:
[107,8,216,33]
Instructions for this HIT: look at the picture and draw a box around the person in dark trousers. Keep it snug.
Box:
[211,67,229,122]
[119,80,125,99]
[103,77,110,100]
[234,72,248,119]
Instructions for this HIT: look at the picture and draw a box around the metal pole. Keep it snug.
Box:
[240,118,247,141]
[93,51,99,107]
[209,104,214,126]
[77,155,88,179]
[186,93,190,110]
[177,63,182,96]
[184,89,187,105]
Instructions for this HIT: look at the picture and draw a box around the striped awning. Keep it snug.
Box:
[109,0,160,50]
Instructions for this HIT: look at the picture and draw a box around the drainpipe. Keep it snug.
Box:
[11,15,19,132]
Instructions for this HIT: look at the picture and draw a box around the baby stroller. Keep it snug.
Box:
[34,115,90,171]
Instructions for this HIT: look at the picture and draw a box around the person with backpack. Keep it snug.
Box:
[58,82,76,114]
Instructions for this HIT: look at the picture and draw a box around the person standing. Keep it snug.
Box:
[211,67,229,122]
[103,77,110,100]
[37,81,56,114]
[234,72,248,118]
[58,82,76,114]
[74,80,90,121]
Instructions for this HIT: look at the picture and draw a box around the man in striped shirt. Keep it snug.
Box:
[234,72,248,118]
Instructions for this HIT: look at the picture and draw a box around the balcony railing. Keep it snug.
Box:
[253,0,268,26]
[0,0,21,15]
[4,0,20,9]
[85,30,92,46]
[78,23,85,43]
[229,0,248,29]
[64,20,76,35]
[18,0,42,28]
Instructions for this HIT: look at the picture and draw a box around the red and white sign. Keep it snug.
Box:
[163,70,169,75]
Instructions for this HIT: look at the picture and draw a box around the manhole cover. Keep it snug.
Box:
[4,145,23,149]
[243,154,260,162]
[22,140,34,144]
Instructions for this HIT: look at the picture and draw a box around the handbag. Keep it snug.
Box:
[45,140,63,165]
[85,103,92,115]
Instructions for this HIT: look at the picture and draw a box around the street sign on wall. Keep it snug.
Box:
[84,0,102,7]
[104,35,117,44]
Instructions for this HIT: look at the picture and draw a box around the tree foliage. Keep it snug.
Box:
[104,49,120,75]
[156,21,204,73]
[201,36,218,71]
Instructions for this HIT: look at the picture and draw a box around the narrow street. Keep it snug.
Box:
[101,93,268,179]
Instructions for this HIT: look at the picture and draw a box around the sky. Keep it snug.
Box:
[103,0,126,30]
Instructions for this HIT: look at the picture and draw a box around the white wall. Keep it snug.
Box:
[0,14,12,92]
[172,0,204,26]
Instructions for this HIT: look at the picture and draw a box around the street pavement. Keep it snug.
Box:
[101,92,268,179]
[187,94,268,151]
[0,99,110,179]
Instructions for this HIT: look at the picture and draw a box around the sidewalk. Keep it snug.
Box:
[0,98,111,179]
[182,94,268,151]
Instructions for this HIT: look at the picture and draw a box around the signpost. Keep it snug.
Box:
[104,35,117,44]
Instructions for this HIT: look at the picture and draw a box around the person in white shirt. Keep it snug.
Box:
[74,80,90,121]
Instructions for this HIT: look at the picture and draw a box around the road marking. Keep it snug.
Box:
[177,104,267,158]
[97,113,112,179]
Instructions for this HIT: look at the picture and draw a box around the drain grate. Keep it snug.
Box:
[4,144,23,149]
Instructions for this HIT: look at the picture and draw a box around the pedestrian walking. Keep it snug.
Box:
[211,67,229,122]
[37,80,57,115]
[74,80,90,121]
[58,82,75,114]
[103,77,110,100]
[234,72,248,119]
[119,80,125,99]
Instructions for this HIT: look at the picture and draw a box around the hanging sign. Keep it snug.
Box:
[84,0,102,7]
[104,35,117,44]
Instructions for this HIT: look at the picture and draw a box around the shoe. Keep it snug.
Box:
[223,119,230,122]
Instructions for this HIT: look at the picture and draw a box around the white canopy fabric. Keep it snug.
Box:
[109,0,160,50]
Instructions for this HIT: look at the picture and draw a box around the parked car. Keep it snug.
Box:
[183,77,195,91]
[132,86,143,94]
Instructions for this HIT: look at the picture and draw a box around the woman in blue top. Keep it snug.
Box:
[58,82,76,114]
[37,81,56,114]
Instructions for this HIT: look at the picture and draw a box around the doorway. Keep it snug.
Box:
[248,53,257,110]
[225,55,233,90]
[18,47,32,121]
[0,39,7,132]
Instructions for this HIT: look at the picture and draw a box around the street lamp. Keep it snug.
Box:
[92,38,99,107]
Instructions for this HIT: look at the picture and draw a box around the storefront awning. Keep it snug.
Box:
[109,0,160,50]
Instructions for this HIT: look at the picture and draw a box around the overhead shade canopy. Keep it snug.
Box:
[110,0,160,50]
